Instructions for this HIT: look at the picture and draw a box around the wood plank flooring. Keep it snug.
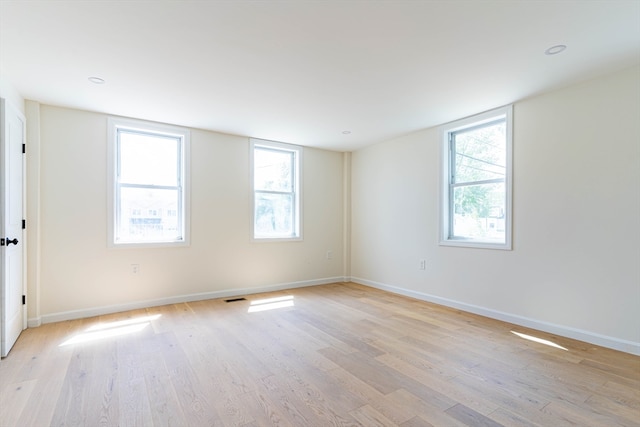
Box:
[1,282,638,426]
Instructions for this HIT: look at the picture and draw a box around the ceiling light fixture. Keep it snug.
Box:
[88,76,105,84]
[544,45,567,55]
[342,130,351,135]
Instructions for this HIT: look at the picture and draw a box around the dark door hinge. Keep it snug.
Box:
[22,144,25,154]
[22,219,26,229]
[22,295,26,305]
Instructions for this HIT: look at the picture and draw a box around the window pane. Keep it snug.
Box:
[454,120,506,184]
[254,148,293,192]
[254,192,293,237]
[119,131,179,186]
[452,183,505,242]
[118,187,180,242]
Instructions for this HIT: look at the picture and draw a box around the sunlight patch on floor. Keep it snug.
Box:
[60,314,162,346]
[511,330,568,351]
[248,295,294,313]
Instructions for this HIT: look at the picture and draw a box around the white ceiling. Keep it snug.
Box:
[1,1,639,151]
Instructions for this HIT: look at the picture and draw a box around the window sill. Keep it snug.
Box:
[252,236,303,243]
[440,238,512,250]
[109,239,190,249]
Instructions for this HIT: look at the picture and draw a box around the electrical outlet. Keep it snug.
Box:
[131,264,140,274]
[419,259,426,270]
[326,250,333,260]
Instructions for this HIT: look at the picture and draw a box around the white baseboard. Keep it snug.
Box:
[350,276,640,356]
[34,275,639,356]
[27,317,41,328]
[39,276,347,325]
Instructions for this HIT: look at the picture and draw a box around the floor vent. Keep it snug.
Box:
[225,297,247,303]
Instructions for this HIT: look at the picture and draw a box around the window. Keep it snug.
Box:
[108,118,189,247]
[250,139,302,240]
[440,105,512,249]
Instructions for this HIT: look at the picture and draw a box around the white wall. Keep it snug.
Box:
[0,74,24,115]
[34,106,344,321]
[23,65,640,354]
[351,65,640,354]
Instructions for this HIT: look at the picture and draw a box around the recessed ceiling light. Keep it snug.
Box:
[342,130,351,135]
[88,76,105,84]
[545,45,567,56]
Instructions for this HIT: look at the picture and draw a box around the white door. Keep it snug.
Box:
[1,98,25,357]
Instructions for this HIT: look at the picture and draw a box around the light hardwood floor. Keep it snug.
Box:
[1,282,639,426]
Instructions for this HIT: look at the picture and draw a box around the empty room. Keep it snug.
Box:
[1,1,639,426]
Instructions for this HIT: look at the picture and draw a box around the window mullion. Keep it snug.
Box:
[119,183,180,191]
[451,178,505,188]
[256,189,294,196]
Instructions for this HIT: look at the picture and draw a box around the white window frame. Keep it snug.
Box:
[107,117,190,248]
[439,105,513,250]
[250,138,303,242]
